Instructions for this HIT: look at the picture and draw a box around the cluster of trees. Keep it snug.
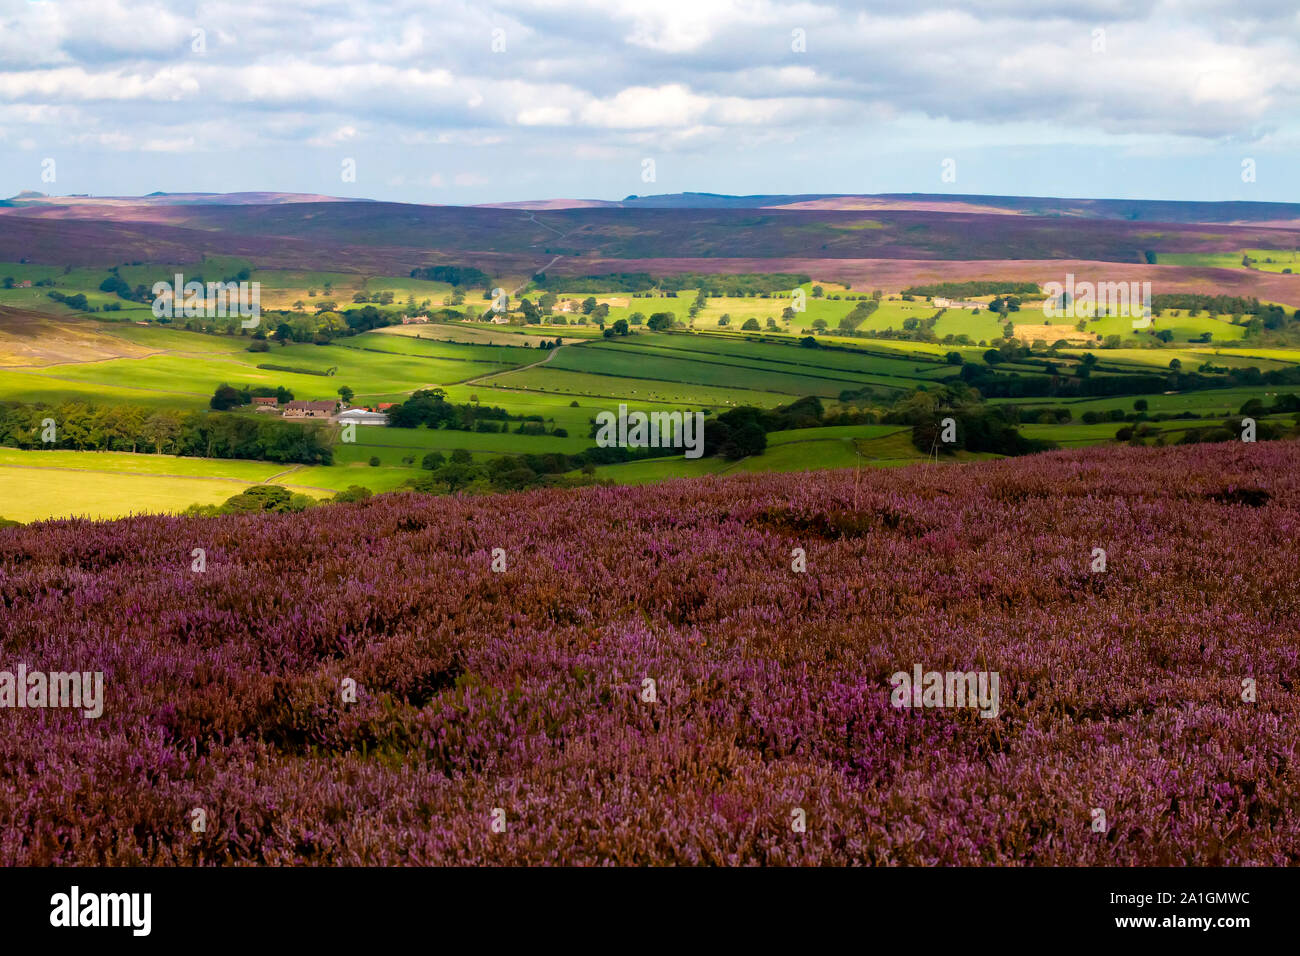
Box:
[409,448,606,494]
[96,264,252,305]
[185,484,320,516]
[1150,293,1262,315]
[351,291,397,305]
[958,363,1168,399]
[692,396,834,459]
[856,307,950,343]
[901,281,1040,298]
[837,383,1057,456]
[184,483,375,517]
[408,396,860,496]
[47,290,92,311]
[878,384,1057,457]
[837,298,881,332]
[531,272,810,296]
[409,265,491,287]
[1112,417,1291,447]
[210,383,295,410]
[0,401,333,464]
[533,273,656,293]
[1141,294,1299,337]
[956,347,1300,399]
[1240,393,1300,417]
[157,301,471,345]
[1171,419,1289,444]
[516,294,611,325]
[385,388,567,435]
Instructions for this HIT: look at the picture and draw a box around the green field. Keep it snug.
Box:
[0,448,328,523]
[1156,249,1300,274]
[0,324,536,409]
[585,423,990,484]
[4,262,1300,522]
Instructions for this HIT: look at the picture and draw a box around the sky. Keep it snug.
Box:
[1,0,1298,205]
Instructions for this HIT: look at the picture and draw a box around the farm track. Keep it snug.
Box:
[262,464,304,484]
[461,337,567,387]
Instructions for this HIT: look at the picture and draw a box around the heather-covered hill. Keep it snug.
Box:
[7,199,1300,267]
[2,442,1298,865]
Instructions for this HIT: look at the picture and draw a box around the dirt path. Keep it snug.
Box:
[524,212,567,239]
[262,464,304,484]
[516,211,569,293]
[460,338,567,387]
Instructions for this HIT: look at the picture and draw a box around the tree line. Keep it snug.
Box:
[531,271,811,296]
[0,401,333,464]
[901,281,1040,298]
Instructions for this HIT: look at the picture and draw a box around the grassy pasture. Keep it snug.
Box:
[0,466,260,523]
[1083,347,1296,373]
[584,423,976,484]
[587,456,730,484]
[4,266,1300,523]
[482,365,793,407]
[623,334,952,381]
[546,341,905,398]
[1037,387,1299,417]
[0,368,211,407]
[372,323,545,347]
[1156,249,1300,273]
[335,423,591,460]
[1,338,511,409]
[0,447,329,523]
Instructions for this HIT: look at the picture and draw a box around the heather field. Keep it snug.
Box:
[2,440,1297,866]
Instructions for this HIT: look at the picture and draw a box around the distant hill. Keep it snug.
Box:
[2,191,364,207]
[3,190,1299,306]
[612,192,1300,224]
[9,189,1296,224]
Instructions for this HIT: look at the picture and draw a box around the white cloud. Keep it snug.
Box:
[517,105,572,125]
[308,125,361,147]
[0,0,1296,199]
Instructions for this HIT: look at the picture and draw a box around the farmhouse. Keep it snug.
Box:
[17,280,31,288]
[400,314,428,324]
[252,396,279,412]
[283,400,337,419]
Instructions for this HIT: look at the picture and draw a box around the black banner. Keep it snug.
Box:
[0,866,1284,943]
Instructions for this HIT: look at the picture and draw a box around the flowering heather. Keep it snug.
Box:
[1,441,1298,866]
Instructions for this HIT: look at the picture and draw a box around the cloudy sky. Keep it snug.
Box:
[1,0,1298,204]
